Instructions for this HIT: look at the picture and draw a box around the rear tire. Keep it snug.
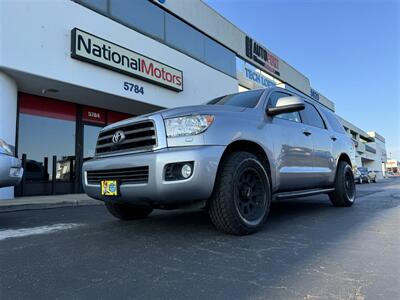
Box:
[329,161,356,207]
[105,202,153,220]
[208,152,271,235]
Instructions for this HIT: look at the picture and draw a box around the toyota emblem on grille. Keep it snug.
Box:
[112,130,125,145]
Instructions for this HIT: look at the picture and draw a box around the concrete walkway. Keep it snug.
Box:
[0,194,100,212]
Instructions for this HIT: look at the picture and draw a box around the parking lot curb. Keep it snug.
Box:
[0,197,101,213]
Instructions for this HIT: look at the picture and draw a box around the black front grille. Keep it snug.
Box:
[96,121,156,155]
[86,166,149,185]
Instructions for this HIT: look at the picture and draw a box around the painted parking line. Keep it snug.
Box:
[0,223,83,241]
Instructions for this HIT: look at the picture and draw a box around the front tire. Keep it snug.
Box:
[105,202,153,220]
[329,161,356,207]
[208,152,271,235]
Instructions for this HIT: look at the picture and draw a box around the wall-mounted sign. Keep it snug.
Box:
[245,36,280,77]
[82,106,105,124]
[310,88,320,101]
[245,68,275,88]
[71,28,183,92]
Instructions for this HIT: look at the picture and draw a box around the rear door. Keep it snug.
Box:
[267,92,315,191]
[299,101,335,187]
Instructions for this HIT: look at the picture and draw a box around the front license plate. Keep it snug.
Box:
[101,180,119,196]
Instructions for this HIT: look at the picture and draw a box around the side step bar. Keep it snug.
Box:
[274,188,335,200]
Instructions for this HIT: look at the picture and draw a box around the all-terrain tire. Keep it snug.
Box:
[208,152,271,235]
[329,161,356,207]
[105,202,153,220]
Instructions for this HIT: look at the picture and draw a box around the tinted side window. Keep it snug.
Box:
[268,92,301,123]
[322,108,346,134]
[300,102,326,129]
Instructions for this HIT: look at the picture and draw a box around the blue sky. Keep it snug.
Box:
[204,0,400,160]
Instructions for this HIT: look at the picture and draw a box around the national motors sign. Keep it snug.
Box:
[245,36,280,77]
[71,28,183,92]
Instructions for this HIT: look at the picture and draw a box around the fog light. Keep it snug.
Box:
[164,161,194,181]
[181,164,192,179]
[9,167,23,177]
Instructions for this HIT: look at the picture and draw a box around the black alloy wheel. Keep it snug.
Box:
[344,169,356,201]
[208,151,271,235]
[234,166,268,226]
[329,161,356,207]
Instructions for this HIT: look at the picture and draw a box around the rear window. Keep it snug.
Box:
[207,89,264,108]
[322,108,346,134]
[300,102,326,129]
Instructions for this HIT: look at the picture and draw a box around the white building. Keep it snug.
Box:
[0,0,387,199]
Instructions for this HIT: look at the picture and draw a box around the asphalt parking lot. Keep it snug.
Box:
[1,178,399,299]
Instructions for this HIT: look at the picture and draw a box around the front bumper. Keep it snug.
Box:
[82,146,225,206]
[0,155,24,188]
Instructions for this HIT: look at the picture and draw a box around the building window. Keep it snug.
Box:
[76,0,108,13]
[75,0,236,77]
[165,14,205,61]
[110,0,165,41]
[204,37,236,77]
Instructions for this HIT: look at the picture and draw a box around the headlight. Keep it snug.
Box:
[164,115,214,138]
[0,139,14,156]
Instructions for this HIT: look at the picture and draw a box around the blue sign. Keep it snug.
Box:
[245,68,276,88]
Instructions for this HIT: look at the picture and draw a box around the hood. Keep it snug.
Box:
[101,105,245,132]
[159,105,246,119]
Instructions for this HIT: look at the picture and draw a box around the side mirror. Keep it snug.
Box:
[267,96,305,116]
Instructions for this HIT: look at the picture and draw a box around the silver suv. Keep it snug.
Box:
[83,88,356,235]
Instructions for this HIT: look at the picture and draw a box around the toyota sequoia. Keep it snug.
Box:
[83,88,356,235]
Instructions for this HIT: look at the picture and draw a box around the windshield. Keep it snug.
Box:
[206,89,264,108]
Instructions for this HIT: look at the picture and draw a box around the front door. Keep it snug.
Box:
[268,92,315,191]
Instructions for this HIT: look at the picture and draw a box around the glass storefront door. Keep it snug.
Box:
[16,95,77,196]
[15,93,132,197]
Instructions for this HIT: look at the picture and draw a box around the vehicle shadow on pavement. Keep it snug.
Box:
[68,193,398,299]
[1,181,399,300]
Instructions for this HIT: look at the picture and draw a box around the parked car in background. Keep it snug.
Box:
[368,170,377,183]
[354,168,362,183]
[0,138,24,188]
[83,88,357,235]
[356,167,370,184]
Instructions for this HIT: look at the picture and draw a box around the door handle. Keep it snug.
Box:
[302,129,312,136]
[330,135,337,141]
